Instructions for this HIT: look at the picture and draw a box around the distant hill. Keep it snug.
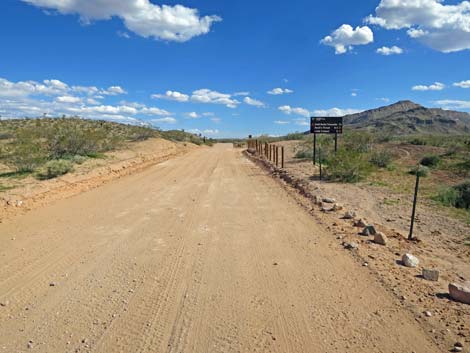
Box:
[342,100,470,134]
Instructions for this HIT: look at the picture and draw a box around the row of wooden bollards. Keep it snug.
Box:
[247,139,284,168]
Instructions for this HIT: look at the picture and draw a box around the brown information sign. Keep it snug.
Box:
[310,117,343,134]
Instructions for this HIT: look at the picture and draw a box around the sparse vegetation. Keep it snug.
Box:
[0,117,212,184]
[420,155,441,167]
[408,165,429,177]
[434,182,470,209]
[36,159,74,180]
[294,149,312,159]
[369,149,393,168]
[325,149,372,183]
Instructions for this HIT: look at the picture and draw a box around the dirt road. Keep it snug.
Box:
[0,144,439,353]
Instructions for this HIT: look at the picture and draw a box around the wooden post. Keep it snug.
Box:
[276,146,279,166]
[314,134,317,164]
[319,148,322,181]
[281,146,285,168]
[409,170,421,240]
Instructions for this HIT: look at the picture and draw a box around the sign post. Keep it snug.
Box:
[409,167,421,240]
[310,116,343,174]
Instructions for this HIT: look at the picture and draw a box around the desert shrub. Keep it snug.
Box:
[434,187,460,207]
[0,129,47,172]
[369,149,393,168]
[0,132,13,140]
[420,155,441,167]
[69,155,88,164]
[408,137,427,146]
[343,131,373,153]
[35,159,73,180]
[325,149,372,183]
[285,132,306,140]
[44,123,123,158]
[453,181,470,209]
[455,158,470,176]
[127,126,157,141]
[295,150,312,159]
[408,165,429,177]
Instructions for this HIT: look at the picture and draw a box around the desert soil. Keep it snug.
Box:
[0,138,195,221]
[0,144,450,352]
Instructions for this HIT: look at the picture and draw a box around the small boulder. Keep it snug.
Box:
[354,219,367,228]
[422,269,439,282]
[449,282,470,305]
[343,211,356,219]
[322,197,336,204]
[343,242,359,250]
[361,225,377,236]
[332,203,344,211]
[402,253,419,268]
[373,232,388,246]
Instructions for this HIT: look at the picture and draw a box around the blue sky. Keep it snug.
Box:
[1,0,470,138]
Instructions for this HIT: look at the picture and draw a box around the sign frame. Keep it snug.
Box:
[310,116,343,135]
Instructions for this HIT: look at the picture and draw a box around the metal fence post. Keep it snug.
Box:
[409,170,421,240]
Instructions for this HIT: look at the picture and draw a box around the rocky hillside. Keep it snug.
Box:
[343,101,470,134]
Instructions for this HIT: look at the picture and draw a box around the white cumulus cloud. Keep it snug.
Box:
[152,90,189,102]
[22,0,221,42]
[376,45,403,55]
[244,97,265,108]
[412,82,445,91]
[0,76,172,124]
[366,0,470,53]
[278,105,311,117]
[102,86,127,95]
[186,112,200,119]
[150,117,177,124]
[453,80,470,88]
[267,88,294,95]
[56,95,82,103]
[321,24,374,54]
[313,108,362,117]
[191,89,239,108]
[434,99,470,109]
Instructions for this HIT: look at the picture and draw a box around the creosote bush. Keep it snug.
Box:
[420,155,441,167]
[0,129,47,172]
[409,165,429,177]
[435,182,470,209]
[294,150,312,159]
[369,149,393,168]
[325,149,372,183]
[35,159,73,180]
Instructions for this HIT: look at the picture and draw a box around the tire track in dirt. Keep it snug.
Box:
[0,144,442,353]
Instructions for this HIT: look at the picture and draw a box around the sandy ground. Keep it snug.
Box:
[0,144,444,352]
[0,138,195,222]
[250,141,469,349]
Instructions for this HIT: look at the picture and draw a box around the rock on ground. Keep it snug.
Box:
[322,197,336,204]
[343,211,356,219]
[374,232,388,246]
[402,254,419,268]
[449,282,470,305]
[343,242,359,250]
[422,269,439,282]
[354,219,367,228]
[362,225,377,236]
